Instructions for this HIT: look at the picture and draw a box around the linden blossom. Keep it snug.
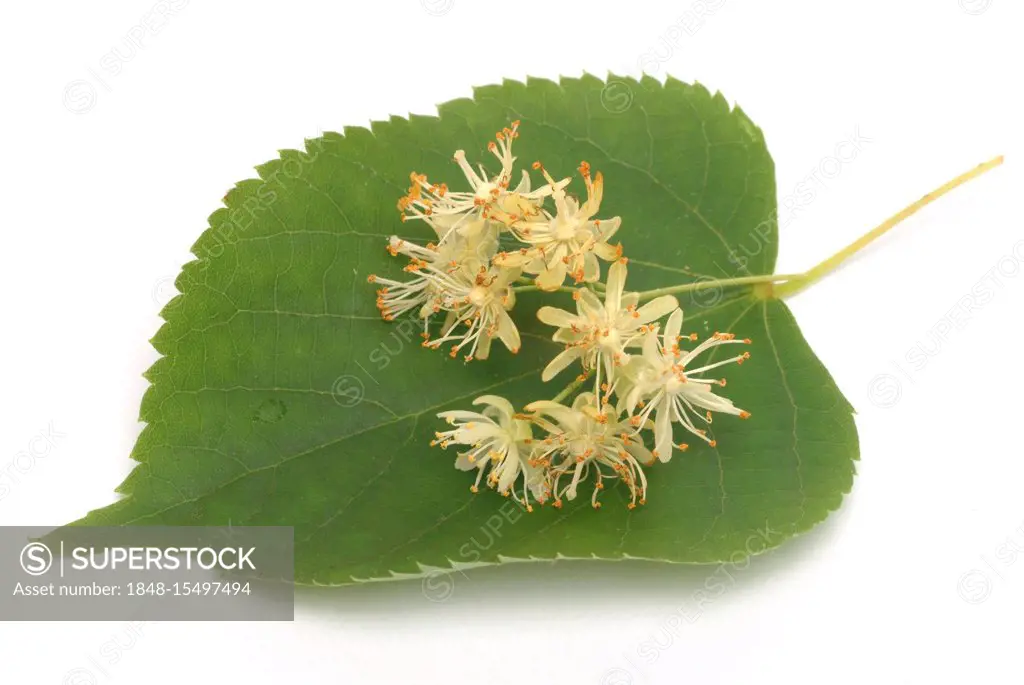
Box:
[619,307,752,460]
[494,161,623,290]
[536,260,679,397]
[69,546,256,571]
[377,120,754,509]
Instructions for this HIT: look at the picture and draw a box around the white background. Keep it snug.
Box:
[2,0,1023,682]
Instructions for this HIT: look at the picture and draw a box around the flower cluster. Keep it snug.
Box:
[371,122,753,509]
[432,261,751,510]
[368,121,623,361]
[434,391,653,511]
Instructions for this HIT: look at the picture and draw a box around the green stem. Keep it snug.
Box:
[636,273,800,301]
[551,376,584,403]
[631,155,1004,302]
[774,155,1004,298]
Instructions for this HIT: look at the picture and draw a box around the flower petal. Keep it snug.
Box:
[664,308,683,348]
[625,441,656,467]
[525,400,581,429]
[437,410,487,422]
[472,394,516,418]
[537,306,578,329]
[582,251,600,282]
[496,447,522,493]
[454,451,482,471]
[595,216,621,241]
[593,240,622,261]
[576,287,603,316]
[494,250,532,267]
[636,295,679,324]
[475,330,493,359]
[681,384,743,415]
[502,287,516,311]
[642,330,661,364]
[494,308,521,352]
[572,392,600,411]
[654,400,674,462]
[512,169,531,194]
[535,260,568,291]
[605,260,627,312]
[542,347,584,382]
[553,328,584,344]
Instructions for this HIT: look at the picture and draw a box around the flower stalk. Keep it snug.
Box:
[773,155,1004,298]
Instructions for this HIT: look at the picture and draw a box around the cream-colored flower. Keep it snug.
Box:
[622,309,751,461]
[424,262,522,361]
[397,121,567,236]
[494,162,622,290]
[536,260,678,397]
[368,219,498,331]
[526,393,653,509]
[434,395,547,510]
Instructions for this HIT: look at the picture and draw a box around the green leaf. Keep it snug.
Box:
[71,75,858,584]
